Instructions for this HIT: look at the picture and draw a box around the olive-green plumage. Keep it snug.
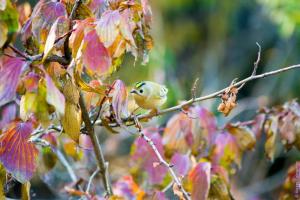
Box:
[130,81,168,110]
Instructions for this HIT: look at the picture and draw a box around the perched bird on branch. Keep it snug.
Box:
[130,81,168,112]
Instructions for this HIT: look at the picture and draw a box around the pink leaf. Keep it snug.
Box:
[110,80,129,123]
[194,106,218,145]
[130,127,168,184]
[170,153,190,176]
[88,0,106,14]
[0,57,25,107]
[96,10,121,48]
[141,0,152,25]
[0,120,38,183]
[82,29,111,76]
[45,73,65,115]
[31,1,67,42]
[79,134,93,150]
[152,191,168,200]
[114,175,145,199]
[23,72,40,92]
[0,103,17,130]
[189,162,211,200]
[211,132,241,168]
[163,111,193,153]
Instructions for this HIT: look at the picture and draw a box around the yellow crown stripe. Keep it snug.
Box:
[135,82,146,88]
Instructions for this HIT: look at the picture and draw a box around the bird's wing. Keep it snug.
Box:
[152,85,168,99]
[159,86,168,97]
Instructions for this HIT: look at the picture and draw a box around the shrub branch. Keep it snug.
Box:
[79,93,113,196]
[125,63,300,123]
[134,117,191,200]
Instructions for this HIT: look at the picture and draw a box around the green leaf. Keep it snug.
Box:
[0,1,19,34]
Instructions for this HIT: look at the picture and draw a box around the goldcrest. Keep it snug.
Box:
[130,81,168,110]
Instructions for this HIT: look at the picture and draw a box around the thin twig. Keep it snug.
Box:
[79,93,113,196]
[55,28,76,44]
[122,63,300,124]
[191,78,199,100]
[252,42,261,76]
[56,147,78,182]
[8,45,28,59]
[92,85,114,126]
[86,167,100,194]
[31,138,77,182]
[133,117,191,200]
[162,181,174,193]
[238,42,261,91]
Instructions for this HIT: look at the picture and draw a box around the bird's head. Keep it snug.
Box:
[130,81,150,100]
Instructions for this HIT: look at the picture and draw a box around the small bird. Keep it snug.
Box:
[130,81,168,111]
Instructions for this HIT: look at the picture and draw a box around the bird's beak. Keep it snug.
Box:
[130,89,137,94]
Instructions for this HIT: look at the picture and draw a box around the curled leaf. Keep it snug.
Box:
[63,79,80,105]
[218,86,238,116]
[110,80,129,123]
[74,70,105,94]
[226,123,256,151]
[45,73,65,116]
[43,17,59,61]
[61,102,81,142]
[264,116,279,161]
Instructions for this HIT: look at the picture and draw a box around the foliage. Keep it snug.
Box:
[0,0,299,199]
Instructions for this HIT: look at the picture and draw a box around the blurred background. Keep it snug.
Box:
[10,0,300,199]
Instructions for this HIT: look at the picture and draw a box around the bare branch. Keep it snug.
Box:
[237,43,261,91]
[8,45,28,59]
[252,42,261,76]
[86,167,100,194]
[133,117,191,200]
[79,93,113,196]
[191,78,199,100]
[122,63,300,123]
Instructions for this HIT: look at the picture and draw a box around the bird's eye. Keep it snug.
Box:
[139,89,143,93]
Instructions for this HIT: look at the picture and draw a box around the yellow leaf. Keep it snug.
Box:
[264,116,279,161]
[74,70,105,94]
[21,181,31,200]
[43,19,58,61]
[227,124,256,151]
[61,102,82,142]
[0,21,7,48]
[0,164,6,199]
[63,79,80,104]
